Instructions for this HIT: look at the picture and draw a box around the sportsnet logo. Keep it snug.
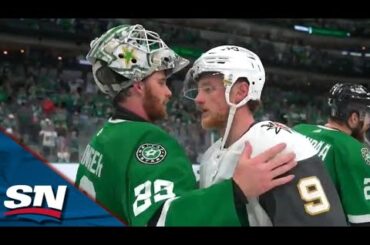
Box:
[4,185,67,220]
[0,131,124,226]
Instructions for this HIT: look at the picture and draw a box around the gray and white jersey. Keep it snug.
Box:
[199,121,347,226]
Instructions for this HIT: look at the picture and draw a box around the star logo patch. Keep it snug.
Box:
[136,144,167,164]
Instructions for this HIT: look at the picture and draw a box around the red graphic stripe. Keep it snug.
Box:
[4,208,61,219]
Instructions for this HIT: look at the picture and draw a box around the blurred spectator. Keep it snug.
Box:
[41,98,55,116]
[39,118,58,161]
[0,18,367,164]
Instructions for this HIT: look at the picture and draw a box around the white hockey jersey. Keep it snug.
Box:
[199,121,347,226]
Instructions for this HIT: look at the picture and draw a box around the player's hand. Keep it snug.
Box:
[233,142,297,198]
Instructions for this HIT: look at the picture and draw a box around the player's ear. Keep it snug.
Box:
[238,81,249,97]
[233,80,249,103]
[132,81,145,95]
[348,111,359,128]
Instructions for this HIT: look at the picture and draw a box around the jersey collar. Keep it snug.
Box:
[112,106,149,122]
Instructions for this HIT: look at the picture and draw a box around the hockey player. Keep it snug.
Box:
[294,83,370,226]
[75,25,297,226]
[183,45,347,226]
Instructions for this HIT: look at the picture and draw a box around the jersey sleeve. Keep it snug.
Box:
[259,155,347,226]
[293,124,370,225]
[334,142,370,225]
[250,121,348,226]
[126,126,245,226]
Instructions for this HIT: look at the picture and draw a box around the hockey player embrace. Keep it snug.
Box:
[75,25,298,226]
[183,45,347,226]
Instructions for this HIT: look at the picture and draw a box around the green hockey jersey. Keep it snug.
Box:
[294,123,370,225]
[75,117,244,226]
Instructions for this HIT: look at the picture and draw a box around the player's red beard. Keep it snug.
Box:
[201,109,227,130]
[143,86,168,122]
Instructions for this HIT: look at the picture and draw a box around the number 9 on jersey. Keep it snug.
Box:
[297,176,330,216]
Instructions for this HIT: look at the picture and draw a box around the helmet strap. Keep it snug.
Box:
[220,105,237,150]
[220,85,251,149]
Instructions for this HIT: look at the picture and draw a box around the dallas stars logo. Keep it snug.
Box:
[136,144,167,164]
[361,147,370,166]
[261,121,292,135]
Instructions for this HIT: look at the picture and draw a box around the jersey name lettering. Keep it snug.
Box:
[80,144,104,178]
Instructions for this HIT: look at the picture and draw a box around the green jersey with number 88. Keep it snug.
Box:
[75,118,244,226]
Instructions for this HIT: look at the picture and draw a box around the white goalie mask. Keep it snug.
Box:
[87,24,189,97]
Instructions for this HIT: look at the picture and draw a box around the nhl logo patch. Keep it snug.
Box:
[136,143,167,164]
[361,147,370,166]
